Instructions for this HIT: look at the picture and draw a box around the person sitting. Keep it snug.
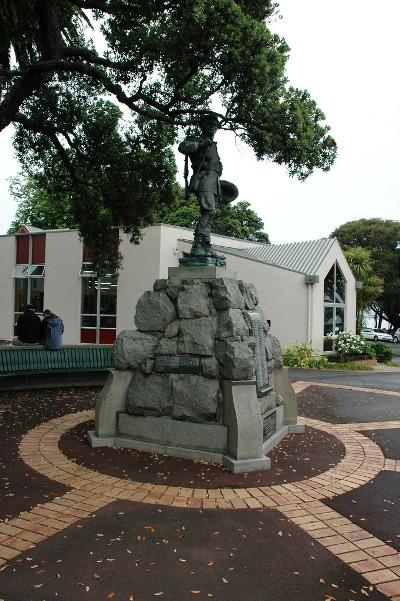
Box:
[14,304,42,345]
[40,309,64,350]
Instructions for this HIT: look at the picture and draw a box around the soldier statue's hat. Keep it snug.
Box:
[199,112,220,128]
[219,180,239,204]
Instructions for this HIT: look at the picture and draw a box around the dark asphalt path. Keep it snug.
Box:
[288,368,400,392]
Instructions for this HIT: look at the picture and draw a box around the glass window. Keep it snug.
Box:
[99,276,118,315]
[81,315,97,328]
[12,265,29,278]
[323,261,347,345]
[335,307,345,333]
[324,265,335,302]
[80,262,95,276]
[30,278,44,313]
[100,315,116,328]
[29,265,45,277]
[81,274,118,344]
[324,307,334,337]
[15,279,28,312]
[81,278,98,314]
[335,264,346,304]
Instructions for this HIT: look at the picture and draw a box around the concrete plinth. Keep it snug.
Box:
[223,454,271,473]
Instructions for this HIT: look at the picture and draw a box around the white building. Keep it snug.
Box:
[0,224,356,351]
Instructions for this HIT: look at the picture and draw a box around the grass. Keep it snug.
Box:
[324,362,374,371]
[382,360,400,368]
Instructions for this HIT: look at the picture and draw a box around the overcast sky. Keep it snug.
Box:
[0,0,399,242]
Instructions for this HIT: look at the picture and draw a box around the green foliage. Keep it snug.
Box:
[283,344,329,369]
[1,0,336,269]
[159,195,270,242]
[363,343,377,359]
[372,342,394,363]
[332,219,400,331]
[345,247,384,334]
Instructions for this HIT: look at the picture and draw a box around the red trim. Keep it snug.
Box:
[99,329,116,344]
[32,234,46,264]
[16,236,29,264]
[80,329,96,343]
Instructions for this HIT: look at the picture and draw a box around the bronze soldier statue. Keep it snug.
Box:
[178,112,237,260]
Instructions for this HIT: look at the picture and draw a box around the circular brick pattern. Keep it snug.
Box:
[19,410,386,510]
[58,420,346,488]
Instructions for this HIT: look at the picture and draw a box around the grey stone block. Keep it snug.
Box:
[118,413,228,454]
[201,357,219,378]
[210,277,245,311]
[164,319,179,338]
[271,366,299,426]
[113,330,159,370]
[94,369,133,437]
[127,372,173,417]
[140,358,155,374]
[172,375,221,423]
[269,334,283,367]
[165,278,182,301]
[222,379,263,461]
[215,340,254,380]
[223,455,270,473]
[156,338,178,355]
[153,279,167,291]
[178,316,217,356]
[177,283,210,319]
[217,308,249,339]
[238,281,259,310]
[134,290,177,331]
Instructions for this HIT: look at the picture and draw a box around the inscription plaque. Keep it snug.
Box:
[247,311,272,397]
[263,411,277,441]
[155,355,201,375]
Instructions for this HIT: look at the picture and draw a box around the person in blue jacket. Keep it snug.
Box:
[40,309,64,350]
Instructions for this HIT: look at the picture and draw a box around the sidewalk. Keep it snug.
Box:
[0,380,399,600]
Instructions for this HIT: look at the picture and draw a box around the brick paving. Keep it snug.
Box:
[0,380,400,599]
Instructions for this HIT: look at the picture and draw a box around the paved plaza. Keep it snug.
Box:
[0,374,399,601]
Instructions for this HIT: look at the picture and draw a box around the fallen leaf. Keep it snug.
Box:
[107,594,116,599]
[222,578,228,584]
[278,531,283,536]
[191,591,201,595]
[34,584,44,589]
[154,593,164,597]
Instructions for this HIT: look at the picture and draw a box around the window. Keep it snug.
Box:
[80,270,118,344]
[13,234,46,325]
[323,261,346,350]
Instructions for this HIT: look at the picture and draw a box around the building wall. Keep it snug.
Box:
[0,236,16,340]
[44,231,83,345]
[117,227,163,332]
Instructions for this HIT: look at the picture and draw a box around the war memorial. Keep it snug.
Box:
[89,113,304,472]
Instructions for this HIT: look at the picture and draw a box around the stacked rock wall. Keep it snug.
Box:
[113,276,283,426]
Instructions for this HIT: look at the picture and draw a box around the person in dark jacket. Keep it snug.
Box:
[40,309,64,350]
[15,304,42,344]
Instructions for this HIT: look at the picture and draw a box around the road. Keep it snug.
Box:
[288,367,400,392]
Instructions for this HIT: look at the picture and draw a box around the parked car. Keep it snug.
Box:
[393,329,400,343]
[361,328,394,342]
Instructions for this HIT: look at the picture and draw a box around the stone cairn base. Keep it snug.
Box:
[89,266,304,473]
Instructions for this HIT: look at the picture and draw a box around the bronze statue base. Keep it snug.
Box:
[179,252,226,269]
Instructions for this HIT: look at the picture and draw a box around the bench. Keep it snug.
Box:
[0,346,113,390]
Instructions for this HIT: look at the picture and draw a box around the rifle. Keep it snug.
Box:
[183,139,211,201]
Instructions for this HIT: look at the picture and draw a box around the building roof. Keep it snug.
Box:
[178,237,337,276]
[244,238,337,275]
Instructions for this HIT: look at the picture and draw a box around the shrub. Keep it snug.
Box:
[283,344,329,369]
[363,343,376,359]
[372,342,394,363]
[325,331,366,361]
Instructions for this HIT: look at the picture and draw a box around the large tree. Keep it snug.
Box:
[1,0,337,268]
[158,196,270,243]
[332,219,400,330]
